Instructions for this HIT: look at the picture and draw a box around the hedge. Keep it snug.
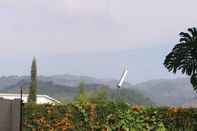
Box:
[23,102,197,131]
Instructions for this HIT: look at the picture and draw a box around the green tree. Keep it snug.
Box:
[164,27,197,91]
[89,85,109,104]
[74,81,88,104]
[28,57,37,103]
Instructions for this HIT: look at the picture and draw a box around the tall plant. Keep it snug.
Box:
[74,81,88,105]
[28,57,37,103]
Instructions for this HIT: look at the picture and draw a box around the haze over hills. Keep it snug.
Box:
[0,74,132,89]
[133,78,197,106]
[0,75,153,105]
[0,0,197,107]
[0,75,196,106]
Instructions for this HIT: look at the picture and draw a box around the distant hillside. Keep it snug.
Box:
[133,78,197,106]
[0,79,153,106]
[0,75,196,106]
[0,76,26,89]
[0,75,132,89]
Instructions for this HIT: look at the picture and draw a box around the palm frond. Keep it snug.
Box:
[179,32,192,42]
[191,73,197,91]
[179,38,188,43]
[188,27,197,40]
[164,42,197,75]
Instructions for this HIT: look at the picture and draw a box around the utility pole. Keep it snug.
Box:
[20,86,23,131]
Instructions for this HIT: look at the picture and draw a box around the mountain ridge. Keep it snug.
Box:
[0,78,153,106]
[133,77,196,106]
[0,74,196,106]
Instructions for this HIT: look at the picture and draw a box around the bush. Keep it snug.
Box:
[23,102,197,131]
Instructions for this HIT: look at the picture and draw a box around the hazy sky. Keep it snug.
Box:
[0,0,197,56]
[0,0,196,82]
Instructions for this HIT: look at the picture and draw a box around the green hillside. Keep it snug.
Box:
[0,79,153,106]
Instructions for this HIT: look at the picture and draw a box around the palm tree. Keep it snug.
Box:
[164,27,197,91]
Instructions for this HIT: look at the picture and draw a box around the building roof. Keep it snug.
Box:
[0,93,61,104]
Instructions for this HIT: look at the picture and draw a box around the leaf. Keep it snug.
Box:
[190,73,197,91]
[164,27,197,92]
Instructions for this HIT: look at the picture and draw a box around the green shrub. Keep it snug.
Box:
[23,102,197,131]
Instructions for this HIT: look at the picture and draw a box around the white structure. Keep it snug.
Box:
[117,68,128,88]
[0,93,61,104]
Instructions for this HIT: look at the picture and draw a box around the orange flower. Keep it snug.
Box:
[132,105,140,112]
[168,107,178,113]
[177,107,184,112]
[101,128,107,131]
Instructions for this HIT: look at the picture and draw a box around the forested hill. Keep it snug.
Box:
[0,78,153,106]
[0,75,196,106]
[0,75,131,89]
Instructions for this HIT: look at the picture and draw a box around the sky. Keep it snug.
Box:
[0,0,196,82]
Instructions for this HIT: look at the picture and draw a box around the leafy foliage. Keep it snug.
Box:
[88,85,109,104]
[23,102,197,131]
[164,27,197,91]
[74,81,89,105]
[73,82,154,106]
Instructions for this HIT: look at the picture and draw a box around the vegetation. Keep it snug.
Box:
[164,27,197,92]
[4,27,197,130]
[74,81,89,104]
[27,57,38,103]
[1,78,154,105]
[89,85,109,104]
[1,76,196,106]
[23,102,197,131]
